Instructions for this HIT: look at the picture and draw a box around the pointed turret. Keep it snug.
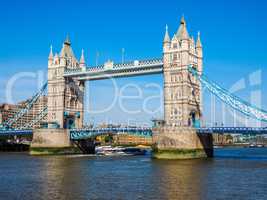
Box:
[64,34,71,46]
[163,24,171,52]
[163,24,170,43]
[79,49,86,66]
[48,45,53,66]
[59,35,78,67]
[196,31,202,48]
[49,45,53,59]
[54,53,59,65]
[176,16,189,39]
[196,31,203,73]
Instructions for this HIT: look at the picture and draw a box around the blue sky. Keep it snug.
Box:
[0,0,267,126]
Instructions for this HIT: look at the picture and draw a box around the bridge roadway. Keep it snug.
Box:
[1,127,267,140]
[64,58,163,81]
[197,127,267,135]
[0,129,33,136]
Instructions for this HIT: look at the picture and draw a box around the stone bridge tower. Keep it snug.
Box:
[153,17,213,159]
[47,36,85,129]
[163,16,203,128]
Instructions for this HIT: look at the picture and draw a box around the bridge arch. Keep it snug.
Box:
[188,109,201,128]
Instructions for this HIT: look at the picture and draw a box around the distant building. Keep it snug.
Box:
[0,96,47,129]
[113,134,152,146]
[213,134,233,145]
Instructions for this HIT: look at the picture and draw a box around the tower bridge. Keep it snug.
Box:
[1,16,267,158]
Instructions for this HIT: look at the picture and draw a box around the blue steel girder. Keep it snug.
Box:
[0,129,33,136]
[19,107,48,130]
[70,127,153,140]
[3,82,48,129]
[188,66,267,122]
[197,127,267,135]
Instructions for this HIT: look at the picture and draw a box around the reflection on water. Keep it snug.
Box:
[0,148,267,200]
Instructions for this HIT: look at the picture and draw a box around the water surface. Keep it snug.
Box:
[0,148,267,200]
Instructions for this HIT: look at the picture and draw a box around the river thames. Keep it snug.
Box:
[0,148,267,200]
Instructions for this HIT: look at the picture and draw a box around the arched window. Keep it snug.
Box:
[173,54,177,61]
[177,74,182,82]
[192,89,195,96]
[174,108,178,115]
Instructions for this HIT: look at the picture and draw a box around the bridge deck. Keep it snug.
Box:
[1,127,267,139]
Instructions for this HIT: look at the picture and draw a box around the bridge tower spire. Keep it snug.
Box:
[79,49,86,69]
[196,31,203,73]
[48,45,53,66]
[164,25,170,43]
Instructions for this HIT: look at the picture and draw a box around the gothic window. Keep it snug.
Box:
[174,108,178,115]
[173,43,177,49]
[191,89,195,97]
[174,75,177,82]
[177,74,182,82]
[173,54,177,61]
[177,89,181,99]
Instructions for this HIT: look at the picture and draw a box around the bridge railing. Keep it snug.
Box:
[64,58,163,75]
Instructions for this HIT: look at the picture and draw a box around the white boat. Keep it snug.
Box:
[96,146,126,156]
[95,146,146,156]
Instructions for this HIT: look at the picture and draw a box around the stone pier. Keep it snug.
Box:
[152,127,213,159]
[30,129,80,155]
